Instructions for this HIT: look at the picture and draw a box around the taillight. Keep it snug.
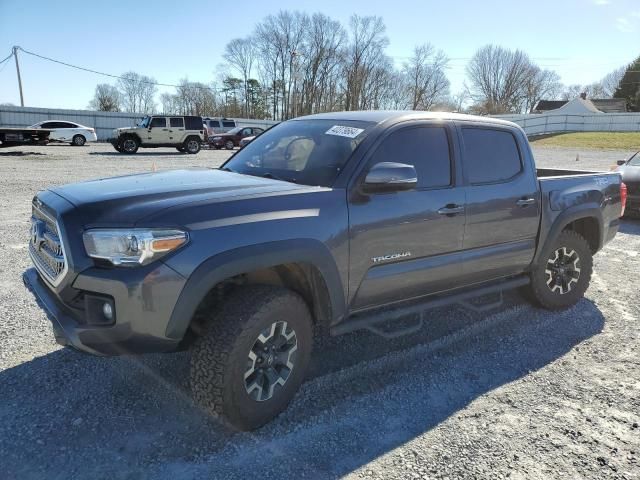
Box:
[620,182,627,217]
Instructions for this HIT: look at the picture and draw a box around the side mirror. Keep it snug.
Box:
[617,160,626,166]
[362,162,417,194]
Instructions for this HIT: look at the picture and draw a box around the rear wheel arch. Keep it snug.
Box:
[535,206,603,265]
[166,240,346,342]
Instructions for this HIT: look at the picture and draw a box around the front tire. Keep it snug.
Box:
[72,134,86,146]
[120,136,139,154]
[190,286,313,431]
[526,230,593,310]
[225,140,234,150]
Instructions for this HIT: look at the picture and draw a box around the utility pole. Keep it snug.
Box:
[13,46,24,107]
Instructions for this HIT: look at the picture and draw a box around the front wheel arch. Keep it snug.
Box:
[166,240,346,341]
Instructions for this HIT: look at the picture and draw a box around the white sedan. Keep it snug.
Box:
[30,120,98,146]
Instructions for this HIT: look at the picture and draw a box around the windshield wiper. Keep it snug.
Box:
[261,172,296,183]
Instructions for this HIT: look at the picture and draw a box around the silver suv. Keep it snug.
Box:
[110,115,204,154]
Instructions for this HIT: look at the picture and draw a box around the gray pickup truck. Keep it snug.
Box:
[23,111,625,430]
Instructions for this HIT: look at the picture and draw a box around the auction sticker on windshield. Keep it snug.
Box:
[325,125,365,138]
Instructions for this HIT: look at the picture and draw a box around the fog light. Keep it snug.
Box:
[102,302,114,320]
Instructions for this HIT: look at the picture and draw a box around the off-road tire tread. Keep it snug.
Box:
[527,230,593,310]
[190,285,312,430]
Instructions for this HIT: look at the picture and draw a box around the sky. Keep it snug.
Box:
[0,0,639,110]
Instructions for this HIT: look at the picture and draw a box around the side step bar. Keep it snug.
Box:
[330,275,530,337]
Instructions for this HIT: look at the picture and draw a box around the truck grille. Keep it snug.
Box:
[29,203,67,286]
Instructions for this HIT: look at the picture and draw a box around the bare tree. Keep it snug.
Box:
[598,66,626,98]
[403,44,450,110]
[224,38,255,116]
[466,45,538,114]
[561,84,584,101]
[343,15,389,111]
[117,71,157,113]
[88,83,121,111]
[523,67,562,112]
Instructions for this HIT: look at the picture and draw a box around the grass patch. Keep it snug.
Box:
[530,132,640,150]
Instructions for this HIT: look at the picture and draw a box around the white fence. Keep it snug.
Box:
[492,112,640,137]
[0,105,277,140]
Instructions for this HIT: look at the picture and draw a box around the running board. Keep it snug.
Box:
[330,275,530,337]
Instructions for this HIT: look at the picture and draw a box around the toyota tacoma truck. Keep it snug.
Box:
[23,111,625,430]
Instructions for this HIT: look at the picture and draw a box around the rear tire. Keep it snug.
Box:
[72,134,86,146]
[184,137,201,154]
[190,286,313,431]
[525,230,593,310]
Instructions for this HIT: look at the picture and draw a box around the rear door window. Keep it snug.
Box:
[369,126,452,189]
[462,128,522,184]
[170,117,184,128]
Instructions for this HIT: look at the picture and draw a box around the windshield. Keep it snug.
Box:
[627,151,640,166]
[225,127,243,135]
[136,116,150,128]
[222,119,373,187]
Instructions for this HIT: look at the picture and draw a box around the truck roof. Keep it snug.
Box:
[296,110,517,128]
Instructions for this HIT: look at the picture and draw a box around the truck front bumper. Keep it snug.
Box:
[23,266,184,356]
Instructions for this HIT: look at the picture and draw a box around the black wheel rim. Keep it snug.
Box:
[545,246,581,295]
[123,139,136,152]
[244,321,298,402]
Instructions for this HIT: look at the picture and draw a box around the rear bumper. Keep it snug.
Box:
[23,267,182,356]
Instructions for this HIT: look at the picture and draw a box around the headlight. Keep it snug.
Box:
[83,229,187,266]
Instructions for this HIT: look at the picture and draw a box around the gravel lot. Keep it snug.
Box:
[1,143,639,480]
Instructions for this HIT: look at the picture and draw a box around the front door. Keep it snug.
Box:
[348,123,466,312]
[147,116,169,144]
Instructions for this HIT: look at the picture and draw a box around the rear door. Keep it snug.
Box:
[348,122,466,311]
[458,125,540,282]
[169,117,185,143]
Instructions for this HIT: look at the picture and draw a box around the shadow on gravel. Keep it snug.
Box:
[0,297,605,480]
[89,152,190,157]
[619,218,640,235]
[0,151,47,157]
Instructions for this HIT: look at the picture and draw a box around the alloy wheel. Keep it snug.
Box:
[244,321,298,402]
[545,246,581,295]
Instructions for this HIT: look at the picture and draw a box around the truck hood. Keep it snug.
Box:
[50,168,307,226]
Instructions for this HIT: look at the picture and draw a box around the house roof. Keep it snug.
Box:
[532,100,568,112]
[591,99,627,113]
[533,98,628,114]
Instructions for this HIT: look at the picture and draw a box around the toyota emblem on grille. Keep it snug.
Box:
[31,219,45,250]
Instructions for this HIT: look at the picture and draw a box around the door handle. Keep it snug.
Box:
[516,198,536,207]
[437,204,465,216]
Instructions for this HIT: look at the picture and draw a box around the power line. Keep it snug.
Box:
[0,51,14,65]
[15,46,224,92]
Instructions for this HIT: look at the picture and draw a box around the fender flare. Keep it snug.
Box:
[165,239,346,340]
[534,203,604,265]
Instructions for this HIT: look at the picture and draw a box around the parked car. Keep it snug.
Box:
[616,151,639,217]
[203,117,237,137]
[208,126,264,150]
[238,135,255,149]
[109,115,204,154]
[24,111,624,431]
[29,120,97,146]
